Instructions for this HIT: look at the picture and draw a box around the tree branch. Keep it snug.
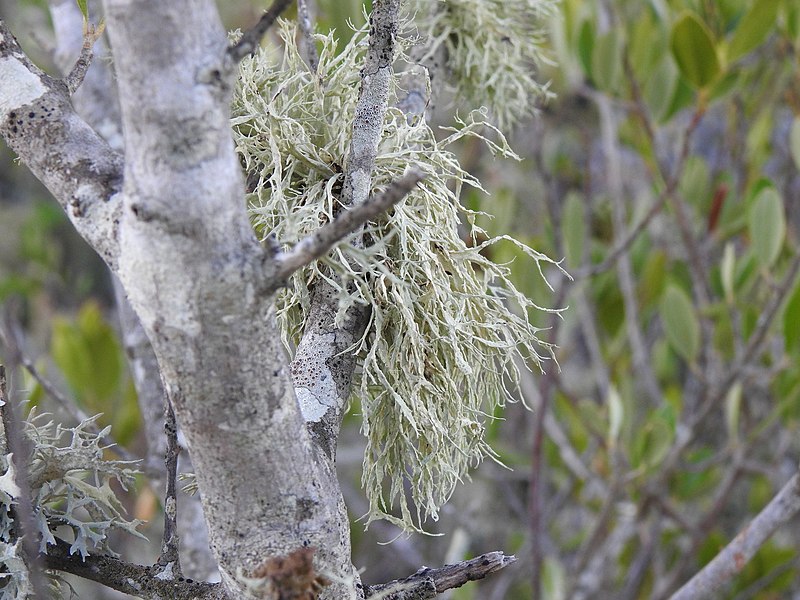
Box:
[64,21,106,95]
[157,397,182,575]
[0,20,123,269]
[227,0,294,62]
[670,474,800,600]
[44,538,222,599]
[297,0,320,72]
[275,170,423,280]
[363,552,517,599]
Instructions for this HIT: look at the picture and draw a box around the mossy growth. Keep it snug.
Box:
[232,18,564,531]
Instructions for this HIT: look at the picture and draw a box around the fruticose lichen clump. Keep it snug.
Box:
[232,17,562,531]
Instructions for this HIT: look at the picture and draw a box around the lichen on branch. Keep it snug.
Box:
[232,19,564,532]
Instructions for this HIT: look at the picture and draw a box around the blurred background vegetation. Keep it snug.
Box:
[2,0,800,598]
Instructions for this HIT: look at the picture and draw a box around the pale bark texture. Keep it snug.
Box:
[100,0,350,596]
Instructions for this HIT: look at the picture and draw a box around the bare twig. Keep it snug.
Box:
[227,0,294,62]
[274,170,424,279]
[157,397,182,576]
[363,552,517,599]
[44,537,221,599]
[0,365,49,598]
[297,0,320,73]
[64,20,106,95]
[341,0,400,212]
[669,474,800,600]
[530,282,569,599]
[594,92,661,404]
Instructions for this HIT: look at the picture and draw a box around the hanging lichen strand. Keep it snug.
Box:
[231,20,563,531]
[408,0,557,132]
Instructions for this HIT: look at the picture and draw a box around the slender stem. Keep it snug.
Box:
[158,396,182,575]
[227,0,294,61]
[0,364,49,598]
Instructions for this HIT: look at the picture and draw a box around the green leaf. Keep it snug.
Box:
[785,0,800,42]
[591,29,622,92]
[670,11,721,89]
[721,242,736,303]
[607,385,623,448]
[725,381,742,442]
[727,0,781,61]
[644,56,678,122]
[577,20,595,77]
[51,301,123,411]
[52,318,94,402]
[748,186,785,268]
[76,0,88,20]
[637,250,667,309]
[660,284,700,363]
[790,117,800,172]
[631,406,675,470]
[678,156,710,211]
[562,192,586,269]
[783,280,800,354]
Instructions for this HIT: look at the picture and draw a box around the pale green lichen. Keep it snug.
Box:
[0,411,143,597]
[232,20,564,531]
[408,0,557,132]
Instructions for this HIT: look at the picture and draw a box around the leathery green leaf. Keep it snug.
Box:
[790,117,800,172]
[727,0,781,62]
[783,279,800,354]
[660,285,700,363]
[562,191,586,269]
[670,11,721,89]
[748,186,785,268]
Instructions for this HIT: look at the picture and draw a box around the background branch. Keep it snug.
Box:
[364,552,517,599]
[670,473,800,600]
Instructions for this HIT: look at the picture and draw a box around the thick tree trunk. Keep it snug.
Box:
[100,0,354,596]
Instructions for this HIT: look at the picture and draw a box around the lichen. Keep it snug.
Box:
[407,0,557,132]
[0,410,143,597]
[232,19,564,531]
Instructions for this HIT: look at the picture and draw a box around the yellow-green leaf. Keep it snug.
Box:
[727,0,781,62]
[748,186,785,268]
[790,117,800,172]
[562,191,586,269]
[783,279,800,354]
[660,285,700,363]
[721,242,736,303]
[670,11,721,89]
[76,0,88,20]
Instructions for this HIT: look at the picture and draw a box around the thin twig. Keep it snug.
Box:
[274,170,424,279]
[0,365,50,598]
[227,0,294,62]
[669,474,800,600]
[530,282,569,599]
[44,537,221,598]
[672,252,800,462]
[157,396,182,575]
[594,91,661,404]
[363,552,517,599]
[64,20,106,95]
[297,0,319,73]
